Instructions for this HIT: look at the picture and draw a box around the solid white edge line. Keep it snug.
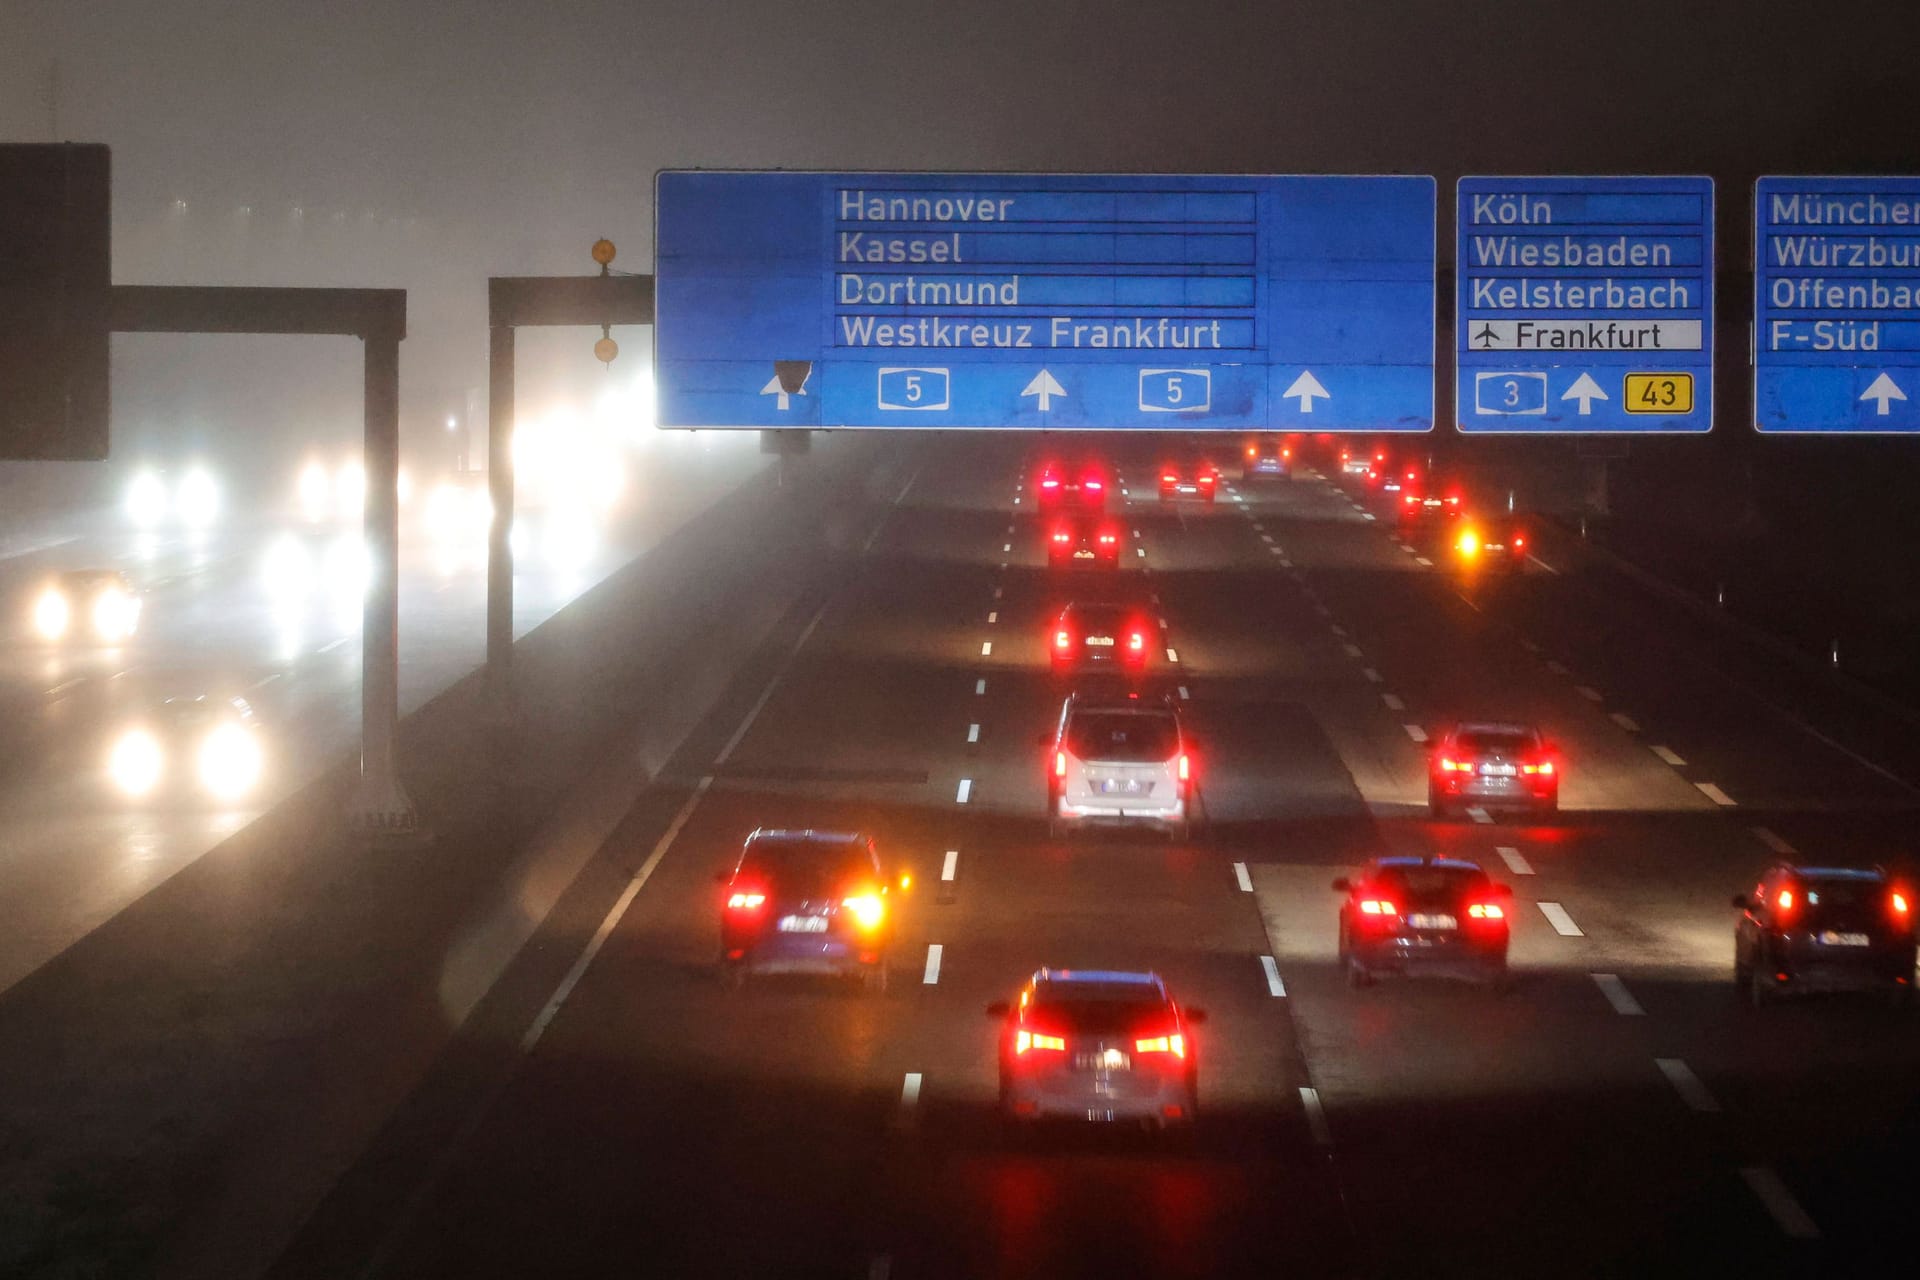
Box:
[1591,973,1645,1016]
[1739,1167,1821,1240]
[923,944,943,984]
[1495,846,1534,876]
[1752,826,1795,856]
[1234,861,1253,892]
[955,778,972,804]
[1697,781,1737,807]
[1260,954,1286,996]
[1655,1057,1721,1113]
[941,850,959,881]
[1538,901,1584,937]
[1299,1086,1332,1146]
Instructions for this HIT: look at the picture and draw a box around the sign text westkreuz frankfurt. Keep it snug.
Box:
[1457,176,1715,433]
[655,172,1435,430]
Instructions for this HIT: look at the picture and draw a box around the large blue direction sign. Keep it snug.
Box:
[654,172,1435,431]
[1755,177,1920,433]
[1457,176,1714,433]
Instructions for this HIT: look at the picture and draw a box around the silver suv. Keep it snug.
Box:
[1046,694,1191,840]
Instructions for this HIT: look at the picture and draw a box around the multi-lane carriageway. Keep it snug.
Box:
[276,437,1920,1280]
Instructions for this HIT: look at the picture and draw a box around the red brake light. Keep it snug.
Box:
[1359,899,1398,916]
[1440,756,1469,773]
[1041,477,1060,489]
[1514,536,1527,549]
[1447,494,1461,505]
[1099,531,1117,544]
[1200,473,1216,486]
[1177,753,1190,782]
[726,891,766,911]
[1892,891,1910,916]
[1054,629,1072,649]
[1247,446,1258,458]
[1128,631,1146,651]
[1776,888,1795,912]
[1404,493,1417,505]
[1054,750,1067,778]
[1161,472,1178,484]
[1281,447,1291,458]
[1134,1032,1186,1058]
[1015,1029,1066,1054]
[1375,449,1386,461]
[1522,759,1555,776]
[841,893,885,931]
[1467,903,1506,920]
[1052,530,1070,543]
[1083,478,1103,491]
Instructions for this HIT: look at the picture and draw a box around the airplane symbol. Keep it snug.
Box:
[1474,324,1500,348]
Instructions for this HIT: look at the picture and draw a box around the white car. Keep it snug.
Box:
[1046,694,1192,840]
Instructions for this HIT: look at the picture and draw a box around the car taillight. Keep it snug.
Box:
[1099,531,1117,545]
[1891,891,1909,917]
[1282,447,1291,458]
[1468,903,1506,920]
[1359,899,1398,916]
[1447,494,1462,506]
[1015,1029,1066,1054]
[1776,888,1795,915]
[1247,446,1257,458]
[1200,473,1216,486]
[1128,631,1145,651]
[726,891,766,911]
[1522,760,1555,776]
[1055,629,1072,649]
[1404,493,1417,505]
[1177,753,1190,782]
[1514,536,1527,550]
[1161,472,1178,484]
[841,893,885,931]
[1458,530,1480,556]
[1083,479,1103,491]
[1440,756,1471,772]
[1055,750,1067,778]
[1135,1032,1186,1059]
[1041,477,1060,489]
[1052,529,1070,543]
[1375,449,1386,461]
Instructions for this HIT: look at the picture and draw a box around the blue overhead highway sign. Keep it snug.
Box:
[1457,176,1714,433]
[1755,176,1920,433]
[654,172,1435,431]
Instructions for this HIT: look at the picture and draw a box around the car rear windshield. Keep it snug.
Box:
[1031,991,1168,1034]
[1067,713,1178,762]
[1374,867,1488,899]
[1066,606,1126,631]
[1455,730,1534,754]
[739,841,871,895]
[1801,879,1886,920]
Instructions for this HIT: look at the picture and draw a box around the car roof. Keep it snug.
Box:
[746,829,866,847]
[1780,864,1885,882]
[1065,695,1177,717]
[1034,968,1164,991]
[1369,856,1486,874]
[1451,721,1537,737]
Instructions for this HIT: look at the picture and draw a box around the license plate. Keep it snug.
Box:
[1085,635,1114,647]
[1480,763,1517,777]
[1096,778,1149,795]
[1819,930,1870,947]
[1072,549,1095,559]
[1076,1049,1129,1071]
[777,915,828,933]
[1406,913,1457,930]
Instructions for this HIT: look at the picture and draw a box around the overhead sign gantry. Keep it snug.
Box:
[1754,176,1920,433]
[1457,176,1715,433]
[654,172,1436,432]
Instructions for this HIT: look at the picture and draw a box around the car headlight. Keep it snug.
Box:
[91,587,138,642]
[109,729,164,796]
[177,468,221,527]
[126,472,169,528]
[32,588,70,641]
[198,724,262,800]
[297,460,332,522]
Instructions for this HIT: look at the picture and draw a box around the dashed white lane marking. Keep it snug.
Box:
[1526,553,1562,576]
[941,850,959,881]
[1403,724,1429,743]
[1591,973,1645,1016]
[1740,1167,1821,1240]
[986,610,997,624]
[1234,862,1253,892]
[1466,806,1493,824]
[1575,685,1603,702]
[1360,513,1375,522]
[1300,1087,1332,1147]
[46,677,85,697]
[1136,548,1147,558]
[1545,659,1569,676]
[1610,712,1641,733]
[899,1072,924,1116]
[1330,625,1348,638]
[1414,555,1433,566]
[1362,667,1383,684]
[1495,846,1535,876]
[320,636,350,654]
[980,641,994,658]
[1165,647,1179,663]
[993,586,1002,599]
[966,723,980,743]
[1651,745,1686,766]
[1002,543,1011,552]
[1520,638,1541,653]
[1655,1057,1721,1113]
[1260,533,1275,543]
[1382,693,1406,711]
[1752,826,1796,856]
[923,944,944,985]
[974,678,987,695]
[1697,781,1737,807]
[1233,494,1245,503]
[1260,955,1286,996]
[1314,603,1332,618]
[1538,902,1584,936]
[955,779,972,804]
[1343,642,1364,658]
[1177,685,1190,700]
[1158,616,1170,628]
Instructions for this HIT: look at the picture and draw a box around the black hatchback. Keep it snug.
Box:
[1734,863,1917,1007]
[1335,856,1514,988]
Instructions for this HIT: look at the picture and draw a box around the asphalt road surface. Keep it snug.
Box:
[264,437,1920,1278]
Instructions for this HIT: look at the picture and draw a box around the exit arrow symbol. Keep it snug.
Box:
[760,375,801,411]
[1561,372,1609,416]
[1021,369,1066,412]
[1282,370,1330,413]
[1861,372,1907,416]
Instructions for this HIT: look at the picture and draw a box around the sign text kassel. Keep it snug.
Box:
[654,172,1435,431]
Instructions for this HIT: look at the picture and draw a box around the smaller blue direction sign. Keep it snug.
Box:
[1457,176,1714,433]
[1755,177,1920,433]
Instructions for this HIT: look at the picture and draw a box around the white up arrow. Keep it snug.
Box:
[1021,369,1066,412]
[1861,372,1907,416]
[1561,372,1608,415]
[760,375,801,411]
[1282,370,1330,412]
